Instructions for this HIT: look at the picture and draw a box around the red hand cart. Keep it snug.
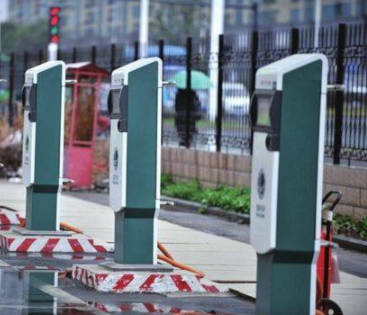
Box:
[317,191,343,315]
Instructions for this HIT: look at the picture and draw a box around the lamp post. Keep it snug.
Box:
[139,0,150,58]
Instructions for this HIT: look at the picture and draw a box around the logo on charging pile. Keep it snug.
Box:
[113,149,119,171]
[25,136,29,153]
[257,169,266,199]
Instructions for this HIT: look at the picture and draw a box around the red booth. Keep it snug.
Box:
[64,62,109,189]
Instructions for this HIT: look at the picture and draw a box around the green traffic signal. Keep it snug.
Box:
[50,26,59,35]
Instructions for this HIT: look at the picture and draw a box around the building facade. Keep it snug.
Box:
[6,0,367,47]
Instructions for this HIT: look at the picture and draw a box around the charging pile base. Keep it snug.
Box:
[72,264,228,294]
[0,228,113,253]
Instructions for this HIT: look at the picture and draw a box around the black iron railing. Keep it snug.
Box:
[1,23,367,165]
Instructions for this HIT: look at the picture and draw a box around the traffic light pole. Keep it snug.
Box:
[48,7,61,61]
[48,43,58,61]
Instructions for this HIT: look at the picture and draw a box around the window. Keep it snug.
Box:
[305,4,314,21]
[133,5,140,18]
[336,3,351,18]
[236,10,243,25]
[322,5,335,20]
[259,10,277,25]
[291,8,300,22]
[357,0,367,16]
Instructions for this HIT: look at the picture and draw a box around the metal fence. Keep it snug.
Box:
[1,22,367,165]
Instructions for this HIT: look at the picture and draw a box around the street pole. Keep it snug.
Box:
[0,10,2,55]
[0,8,2,76]
[314,0,322,48]
[209,0,225,122]
[139,0,150,58]
[252,0,259,31]
[48,43,58,61]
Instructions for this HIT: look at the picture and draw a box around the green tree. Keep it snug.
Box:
[150,5,209,43]
[1,21,48,54]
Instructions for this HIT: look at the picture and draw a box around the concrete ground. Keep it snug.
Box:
[1,181,367,314]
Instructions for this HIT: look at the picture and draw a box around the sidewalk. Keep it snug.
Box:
[1,181,366,314]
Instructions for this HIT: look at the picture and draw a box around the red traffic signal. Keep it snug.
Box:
[51,35,59,43]
[50,7,60,15]
[50,16,59,26]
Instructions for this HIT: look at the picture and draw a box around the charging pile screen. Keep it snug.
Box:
[111,89,122,115]
[257,96,271,127]
[23,87,31,109]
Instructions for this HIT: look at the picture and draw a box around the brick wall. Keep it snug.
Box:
[162,147,367,220]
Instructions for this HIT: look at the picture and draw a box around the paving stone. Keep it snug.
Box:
[234,172,251,187]
[334,204,354,216]
[353,207,367,220]
[236,155,252,173]
[324,165,367,189]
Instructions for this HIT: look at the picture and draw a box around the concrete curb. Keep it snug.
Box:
[162,196,250,223]
[161,196,367,253]
[333,235,367,253]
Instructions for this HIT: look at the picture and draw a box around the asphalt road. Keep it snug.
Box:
[64,190,367,279]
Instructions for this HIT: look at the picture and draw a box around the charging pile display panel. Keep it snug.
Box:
[22,79,37,187]
[250,87,281,254]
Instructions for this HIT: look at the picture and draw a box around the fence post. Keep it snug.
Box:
[110,43,116,72]
[290,28,300,54]
[185,37,193,148]
[23,51,29,75]
[91,45,97,64]
[216,35,224,152]
[134,41,139,61]
[333,23,347,165]
[8,52,15,127]
[72,47,77,63]
[158,39,164,61]
[38,49,44,63]
[249,31,259,154]
[57,48,61,61]
[158,39,164,144]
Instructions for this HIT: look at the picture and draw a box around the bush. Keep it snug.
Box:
[333,214,367,240]
[162,179,202,202]
[161,174,250,214]
[200,186,250,214]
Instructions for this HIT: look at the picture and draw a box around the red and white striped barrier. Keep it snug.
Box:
[91,301,190,314]
[73,265,228,294]
[0,209,22,225]
[0,231,113,253]
[5,251,109,261]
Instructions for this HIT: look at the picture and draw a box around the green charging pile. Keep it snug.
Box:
[108,58,163,264]
[22,61,65,231]
[250,54,328,314]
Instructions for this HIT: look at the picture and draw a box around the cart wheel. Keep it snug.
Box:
[320,298,343,315]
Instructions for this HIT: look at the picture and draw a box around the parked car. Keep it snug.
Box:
[223,82,250,116]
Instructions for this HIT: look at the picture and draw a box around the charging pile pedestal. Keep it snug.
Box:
[0,61,112,254]
[72,58,227,294]
[250,54,328,314]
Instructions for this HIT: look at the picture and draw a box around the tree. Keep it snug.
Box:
[1,21,48,54]
[150,4,210,43]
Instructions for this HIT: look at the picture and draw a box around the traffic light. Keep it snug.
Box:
[49,7,61,44]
